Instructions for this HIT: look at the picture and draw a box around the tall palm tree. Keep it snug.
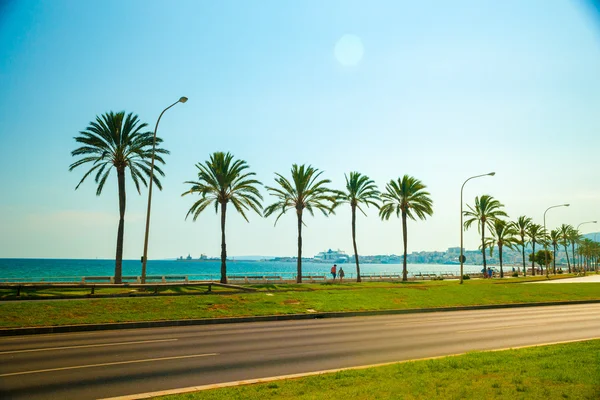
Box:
[559,224,573,273]
[182,152,263,284]
[264,164,336,283]
[578,238,594,275]
[484,219,518,278]
[335,172,380,282]
[549,229,561,274]
[567,227,581,272]
[526,223,546,276]
[70,111,168,284]
[463,195,507,273]
[379,175,433,282]
[511,216,532,276]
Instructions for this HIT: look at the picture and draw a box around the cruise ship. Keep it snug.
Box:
[313,249,350,263]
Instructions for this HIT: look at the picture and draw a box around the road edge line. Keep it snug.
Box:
[99,337,600,400]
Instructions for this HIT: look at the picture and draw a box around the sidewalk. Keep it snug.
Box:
[529,274,600,284]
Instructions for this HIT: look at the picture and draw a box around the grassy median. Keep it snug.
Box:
[1,278,599,328]
[157,340,600,400]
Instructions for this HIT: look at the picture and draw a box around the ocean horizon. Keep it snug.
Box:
[0,258,503,282]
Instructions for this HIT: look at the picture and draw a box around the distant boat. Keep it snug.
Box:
[313,249,350,263]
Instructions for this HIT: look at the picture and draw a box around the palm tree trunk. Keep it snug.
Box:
[553,244,557,274]
[220,201,227,284]
[499,243,503,278]
[401,211,408,281]
[564,245,571,273]
[571,241,576,272]
[531,241,536,276]
[114,168,126,284]
[352,204,360,283]
[481,222,487,272]
[297,210,303,284]
[521,237,526,277]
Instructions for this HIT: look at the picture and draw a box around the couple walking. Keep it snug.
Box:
[330,264,345,281]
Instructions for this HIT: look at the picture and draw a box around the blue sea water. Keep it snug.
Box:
[0,259,488,282]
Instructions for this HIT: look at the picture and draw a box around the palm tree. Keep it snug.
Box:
[70,111,168,284]
[182,152,263,284]
[264,164,336,283]
[567,227,581,272]
[463,195,507,274]
[559,224,573,273]
[578,238,594,275]
[549,229,561,274]
[379,175,433,282]
[511,216,532,276]
[335,172,380,282]
[484,219,518,278]
[526,223,546,276]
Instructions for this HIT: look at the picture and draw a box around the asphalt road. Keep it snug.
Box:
[1,303,599,400]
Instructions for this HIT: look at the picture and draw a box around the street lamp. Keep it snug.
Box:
[141,96,188,284]
[460,171,495,284]
[543,204,569,277]
[576,220,597,272]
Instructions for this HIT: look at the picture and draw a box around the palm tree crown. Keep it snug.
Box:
[264,164,336,283]
[379,175,433,281]
[182,152,263,283]
[70,111,168,283]
[336,172,380,282]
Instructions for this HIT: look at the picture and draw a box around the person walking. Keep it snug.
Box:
[339,267,345,282]
[331,264,337,281]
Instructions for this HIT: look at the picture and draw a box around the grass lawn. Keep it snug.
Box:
[158,340,600,400]
[1,277,599,328]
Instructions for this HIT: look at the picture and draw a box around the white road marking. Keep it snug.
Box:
[0,353,218,377]
[99,338,600,400]
[0,338,177,355]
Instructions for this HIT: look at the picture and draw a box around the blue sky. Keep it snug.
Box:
[1,0,599,259]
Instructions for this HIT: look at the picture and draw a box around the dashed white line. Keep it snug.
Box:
[0,338,178,355]
[0,353,218,377]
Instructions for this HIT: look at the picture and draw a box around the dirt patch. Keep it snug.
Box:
[208,303,230,311]
[283,299,301,305]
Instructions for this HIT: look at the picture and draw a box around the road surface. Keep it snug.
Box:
[1,303,599,399]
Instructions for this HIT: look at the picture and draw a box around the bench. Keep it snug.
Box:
[226,276,284,284]
[301,275,327,283]
[360,274,402,281]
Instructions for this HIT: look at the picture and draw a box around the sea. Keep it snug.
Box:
[0,259,490,282]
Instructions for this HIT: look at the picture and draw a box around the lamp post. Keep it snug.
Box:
[543,204,569,277]
[141,96,188,284]
[460,172,495,284]
[576,220,597,273]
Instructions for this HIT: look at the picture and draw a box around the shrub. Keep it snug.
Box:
[512,272,519,278]
[462,275,470,280]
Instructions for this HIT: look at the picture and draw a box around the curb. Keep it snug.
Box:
[2,299,600,337]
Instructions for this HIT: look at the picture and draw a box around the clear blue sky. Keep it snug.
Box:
[1,0,599,259]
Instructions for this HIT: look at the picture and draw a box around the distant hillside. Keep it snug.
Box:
[582,232,599,241]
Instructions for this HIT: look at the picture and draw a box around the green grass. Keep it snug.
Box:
[158,340,600,400]
[1,278,599,328]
